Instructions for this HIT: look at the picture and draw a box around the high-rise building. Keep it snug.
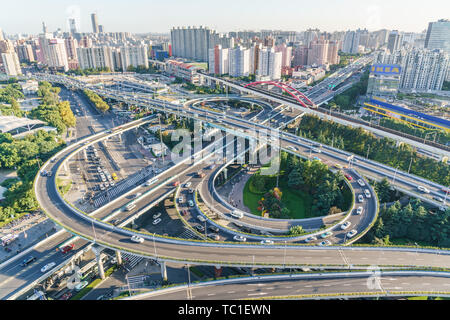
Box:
[250,43,262,74]
[120,45,149,70]
[327,41,340,65]
[16,43,35,62]
[342,30,360,54]
[425,19,450,55]
[228,46,250,77]
[1,52,22,76]
[257,47,282,80]
[387,30,403,53]
[275,43,292,68]
[0,28,4,41]
[307,38,329,66]
[91,13,99,33]
[64,36,78,60]
[208,45,229,75]
[42,22,47,34]
[68,18,78,34]
[46,38,69,71]
[99,25,104,33]
[292,45,308,66]
[77,46,114,71]
[170,26,213,61]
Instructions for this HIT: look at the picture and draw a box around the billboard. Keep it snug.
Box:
[370,64,401,75]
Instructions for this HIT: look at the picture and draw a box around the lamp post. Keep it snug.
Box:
[392,166,400,186]
[186,264,192,300]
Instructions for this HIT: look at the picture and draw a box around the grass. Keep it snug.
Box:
[189,266,205,278]
[56,177,72,196]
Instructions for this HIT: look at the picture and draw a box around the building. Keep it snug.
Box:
[1,52,22,76]
[170,26,212,62]
[0,28,4,41]
[64,36,78,60]
[208,45,229,75]
[275,43,292,68]
[166,60,204,84]
[228,46,250,77]
[120,45,149,70]
[76,46,114,71]
[307,38,329,66]
[327,40,340,65]
[342,30,360,54]
[425,19,450,54]
[367,63,401,98]
[68,18,78,34]
[16,43,35,62]
[387,30,403,53]
[249,43,262,75]
[19,80,39,95]
[91,13,99,33]
[46,38,69,71]
[257,47,282,80]
[292,45,308,67]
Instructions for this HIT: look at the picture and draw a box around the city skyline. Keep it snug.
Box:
[0,0,449,35]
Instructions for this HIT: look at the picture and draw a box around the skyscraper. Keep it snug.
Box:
[170,26,212,61]
[342,31,360,54]
[258,47,282,80]
[0,28,4,41]
[425,19,450,55]
[228,46,250,77]
[387,30,403,53]
[208,45,229,75]
[1,52,22,76]
[91,13,99,33]
[68,18,78,34]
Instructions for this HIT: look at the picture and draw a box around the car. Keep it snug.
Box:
[304,236,317,243]
[208,234,220,241]
[313,143,322,148]
[364,189,371,198]
[346,229,358,238]
[109,181,115,187]
[41,262,56,273]
[358,194,364,203]
[311,147,321,153]
[357,179,366,187]
[75,281,88,291]
[173,181,180,187]
[417,186,430,193]
[61,243,75,254]
[184,182,192,188]
[181,210,188,216]
[197,215,206,223]
[230,210,244,219]
[145,178,158,186]
[130,235,144,243]
[21,256,36,267]
[260,239,274,245]
[195,225,205,232]
[340,221,351,230]
[104,182,110,188]
[333,164,342,169]
[209,226,220,233]
[188,200,194,207]
[99,184,105,191]
[153,213,162,219]
[355,207,363,215]
[233,235,247,242]
[153,218,162,225]
[40,170,48,176]
[50,157,57,163]
[312,156,321,162]
[320,231,333,239]
[60,292,72,300]
[133,193,142,199]
[319,240,332,246]
[287,146,297,151]
[188,188,194,194]
[344,174,353,181]
[46,171,53,177]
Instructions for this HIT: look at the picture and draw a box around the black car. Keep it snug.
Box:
[21,256,36,267]
[209,226,220,233]
[195,225,205,232]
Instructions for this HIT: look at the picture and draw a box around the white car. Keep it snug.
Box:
[233,235,247,242]
[347,229,358,238]
[417,186,430,193]
[75,281,88,291]
[260,239,274,245]
[364,189,371,198]
[320,231,333,239]
[319,240,332,246]
[41,262,56,273]
[288,146,297,151]
[130,235,144,243]
[304,236,317,243]
[230,210,244,219]
[197,215,206,223]
[153,213,162,219]
[311,147,321,153]
[184,182,192,188]
[340,221,351,230]
[358,195,364,203]
[153,218,162,225]
[357,179,366,187]
[133,193,142,199]
[178,197,183,203]
[355,207,363,215]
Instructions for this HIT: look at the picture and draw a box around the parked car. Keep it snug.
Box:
[153,218,162,225]
[346,229,358,238]
[340,221,351,230]
[153,213,162,219]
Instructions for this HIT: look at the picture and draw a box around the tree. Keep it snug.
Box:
[289,225,305,236]
[288,169,303,188]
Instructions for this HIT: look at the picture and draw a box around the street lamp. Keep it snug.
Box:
[392,166,400,186]
[186,264,192,300]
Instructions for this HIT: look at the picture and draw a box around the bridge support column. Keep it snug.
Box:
[214,265,222,278]
[115,251,123,265]
[95,252,105,280]
[160,261,167,281]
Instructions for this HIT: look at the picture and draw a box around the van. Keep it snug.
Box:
[230,210,244,219]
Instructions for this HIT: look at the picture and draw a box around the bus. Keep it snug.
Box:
[1,234,19,246]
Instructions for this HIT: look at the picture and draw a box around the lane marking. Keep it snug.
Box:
[248,292,267,296]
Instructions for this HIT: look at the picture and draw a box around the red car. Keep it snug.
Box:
[441,188,450,195]
[173,181,180,187]
[61,243,75,254]
[182,210,188,216]
[344,174,353,181]
[60,292,72,300]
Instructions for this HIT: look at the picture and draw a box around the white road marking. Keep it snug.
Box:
[422,283,431,285]
[207,293,215,296]
[304,285,312,288]
[343,284,351,286]
[323,284,331,287]
[227,291,236,294]
[247,289,256,292]
[248,292,267,296]
[285,286,293,289]
[265,287,275,290]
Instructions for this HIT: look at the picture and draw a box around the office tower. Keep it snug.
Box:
[77,46,115,71]
[91,13,99,33]
[228,46,250,77]
[120,45,149,70]
[387,30,403,53]
[292,45,308,66]
[68,18,78,34]
[425,19,450,55]
[1,52,22,76]
[342,30,360,54]
[170,26,212,61]
[257,47,282,80]
[208,45,229,75]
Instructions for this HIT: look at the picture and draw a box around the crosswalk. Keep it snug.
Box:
[177,227,203,240]
[122,252,144,272]
[92,165,154,208]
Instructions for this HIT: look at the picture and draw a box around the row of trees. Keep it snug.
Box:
[0,130,65,223]
[83,89,110,113]
[296,114,450,186]
[29,82,76,133]
[362,199,450,248]
[66,67,111,76]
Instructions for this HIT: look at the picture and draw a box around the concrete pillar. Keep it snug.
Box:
[96,253,105,280]
[160,261,167,281]
[115,251,123,265]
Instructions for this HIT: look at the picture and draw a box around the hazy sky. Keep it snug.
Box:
[1,0,449,35]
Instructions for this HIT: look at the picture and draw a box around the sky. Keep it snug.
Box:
[0,0,449,35]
